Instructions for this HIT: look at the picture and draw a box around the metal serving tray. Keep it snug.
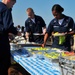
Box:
[59,56,75,69]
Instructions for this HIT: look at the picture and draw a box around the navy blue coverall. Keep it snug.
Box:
[46,15,74,51]
[0,2,18,75]
[25,15,46,44]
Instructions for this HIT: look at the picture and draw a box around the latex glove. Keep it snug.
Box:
[43,28,46,34]
[25,32,29,39]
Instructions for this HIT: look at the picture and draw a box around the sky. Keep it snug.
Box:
[0,0,75,27]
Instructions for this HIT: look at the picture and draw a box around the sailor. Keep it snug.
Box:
[25,8,46,44]
[42,4,75,51]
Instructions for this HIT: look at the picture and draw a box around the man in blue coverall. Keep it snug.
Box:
[25,8,46,44]
[0,0,21,75]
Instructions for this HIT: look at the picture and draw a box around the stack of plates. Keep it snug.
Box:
[33,33,44,36]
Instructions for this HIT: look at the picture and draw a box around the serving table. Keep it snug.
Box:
[10,43,75,75]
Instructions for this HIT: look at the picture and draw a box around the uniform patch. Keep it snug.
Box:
[64,23,68,27]
[69,28,72,31]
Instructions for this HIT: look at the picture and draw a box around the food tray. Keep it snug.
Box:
[52,33,65,36]
[59,55,75,69]
[43,51,61,63]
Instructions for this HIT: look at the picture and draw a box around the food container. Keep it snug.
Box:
[59,55,75,75]
[10,43,22,51]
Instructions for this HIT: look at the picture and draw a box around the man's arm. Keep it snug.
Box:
[25,21,31,41]
[39,16,46,34]
[2,9,18,35]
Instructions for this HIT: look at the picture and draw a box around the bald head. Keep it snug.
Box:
[2,0,16,8]
[26,8,34,13]
[2,0,16,2]
[26,8,35,19]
